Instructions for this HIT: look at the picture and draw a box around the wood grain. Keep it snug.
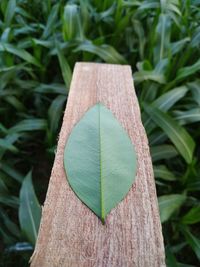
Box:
[30,63,166,267]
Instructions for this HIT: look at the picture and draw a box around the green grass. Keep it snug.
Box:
[0,0,200,266]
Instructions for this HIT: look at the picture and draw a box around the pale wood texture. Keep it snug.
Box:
[30,63,166,267]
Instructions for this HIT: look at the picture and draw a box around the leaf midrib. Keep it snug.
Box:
[99,104,105,223]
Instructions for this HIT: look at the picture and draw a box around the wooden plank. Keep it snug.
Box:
[30,63,166,267]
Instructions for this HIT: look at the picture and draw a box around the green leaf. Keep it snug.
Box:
[0,137,18,153]
[0,161,23,183]
[144,86,188,131]
[137,1,159,11]
[188,80,200,106]
[5,0,16,26]
[153,86,188,112]
[181,206,200,225]
[42,4,59,39]
[19,172,41,245]
[134,59,168,84]
[62,3,83,41]
[5,95,26,111]
[8,119,47,134]
[64,103,137,223]
[187,179,200,192]
[174,109,200,125]
[154,165,176,181]
[97,3,116,22]
[141,83,159,102]
[149,130,167,146]
[132,19,145,59]
[145,105,195,164]
[182,227,200,260]
[0,177,9,194]
[75,41,127,64]
[48,95,66,134]
[34,83,66,95]
[150,145,178,162]
[158,194,186,223]
[56,42,72,89]
[0,177,19,208]
[0,43,41,67]
[133,70,166,84]
[165,248,179,267]
[154,13,171,63]
[0,196,19,208]
[0,208,20,238]
[171,38,190,55]
[176,58,200,81]
[190,26,200,48]
[32,38,52,48]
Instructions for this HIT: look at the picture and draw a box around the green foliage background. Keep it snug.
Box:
[0,0,200,266]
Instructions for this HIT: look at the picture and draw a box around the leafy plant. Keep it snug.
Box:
[0,0,199,266]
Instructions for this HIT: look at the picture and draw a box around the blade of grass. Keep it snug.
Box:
[19,172,41,245]
[0,43,41,67]
[145,105,195,164]
[8,119,47,134]
[150,145,178,162]
[159,194,186,223]
[56,41,72,90]
[75,41,127,64]
[5,0,16,26]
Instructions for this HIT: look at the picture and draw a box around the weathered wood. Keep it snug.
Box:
[30,63,166,267]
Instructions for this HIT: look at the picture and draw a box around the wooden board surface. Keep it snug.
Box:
[30,63,166,267]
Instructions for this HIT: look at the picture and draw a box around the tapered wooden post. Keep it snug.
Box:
[30,63,166,267]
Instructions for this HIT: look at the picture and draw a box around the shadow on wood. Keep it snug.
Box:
[30,63,166,267]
